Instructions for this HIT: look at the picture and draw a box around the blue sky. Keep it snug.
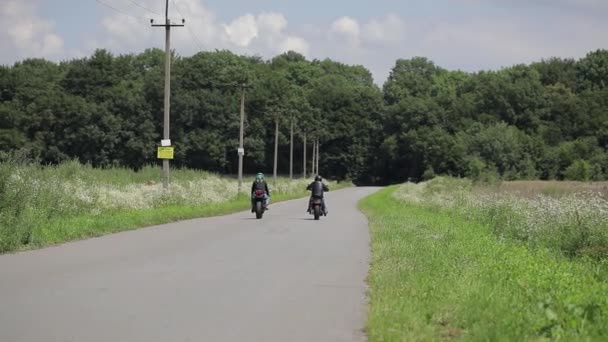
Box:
[1,0,607,83]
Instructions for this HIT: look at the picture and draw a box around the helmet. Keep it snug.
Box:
[256,173,264,180]
[315,175,322,182]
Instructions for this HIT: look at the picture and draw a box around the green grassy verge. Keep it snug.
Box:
[13,183,351,253]
[360,186,608,341]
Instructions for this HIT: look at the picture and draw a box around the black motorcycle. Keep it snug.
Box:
[253,189,267,219]
[309,197,323,220]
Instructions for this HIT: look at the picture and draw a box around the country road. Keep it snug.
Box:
[0,187,379,342]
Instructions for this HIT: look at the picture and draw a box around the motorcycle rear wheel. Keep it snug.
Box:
[255,201,263,219]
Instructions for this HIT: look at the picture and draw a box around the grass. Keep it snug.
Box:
[29,190,307,248]
[474,180,608,199]
[393,177,608,260]
[0,159,350,253]
[360,186,608,341]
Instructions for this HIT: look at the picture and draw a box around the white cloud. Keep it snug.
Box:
[362,14,405,45]
[171,0,222,46]
[101,15,152,49]
[1,0,605,87]
[257,12,288,35]
[0,1,65,62]
[452,0,608,10]
[329,16,360,46]
[419,13,608,71]
[278,36,310,56]
[224,14,258,47]
[91,0,309,60]
[89,0,224,55]
[40,33,64,56]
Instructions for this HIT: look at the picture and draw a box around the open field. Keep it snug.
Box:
[0,159,345,253]
[394,178,608,259]
[474,180,608,199]
[360,179,608,341]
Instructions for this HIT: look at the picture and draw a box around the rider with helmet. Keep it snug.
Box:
[251,173,271,212]
[306,175,329,215]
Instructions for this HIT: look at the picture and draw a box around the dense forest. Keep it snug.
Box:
[0,48,607,184]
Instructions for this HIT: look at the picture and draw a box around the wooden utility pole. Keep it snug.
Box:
[273,117,279,186]
[238,84,246,193]
[302,133,307,178]
[316,140,320,176]
[311,139,316,176]
[152,0,183,190]
[289,117,293,180]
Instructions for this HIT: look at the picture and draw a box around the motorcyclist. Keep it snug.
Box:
[306,175,329,215]
[251,172,270,212]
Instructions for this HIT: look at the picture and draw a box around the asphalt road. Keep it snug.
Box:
[0,187,378,342]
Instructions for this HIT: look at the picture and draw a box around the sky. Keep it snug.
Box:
[1,0,607,84]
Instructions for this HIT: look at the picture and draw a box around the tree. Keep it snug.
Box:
[577,49,608,91]
[383,57,444,105]
[1,48,607,183]
[532,57,577,89]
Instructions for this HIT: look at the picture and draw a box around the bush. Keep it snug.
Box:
[565,160,592,181]
[421,167,436,181]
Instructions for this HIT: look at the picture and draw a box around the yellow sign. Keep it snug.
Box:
[157,146,174,159]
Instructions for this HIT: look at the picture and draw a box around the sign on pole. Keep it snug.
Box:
[157,146,175,159]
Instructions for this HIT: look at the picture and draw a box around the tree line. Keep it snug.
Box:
[1,48,607,184]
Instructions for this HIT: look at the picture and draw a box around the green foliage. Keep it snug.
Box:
[564,160,593,181]
[1,48,608,184]
[465,156,501,183]
[383,57,443,104]
[396,177,608,260]
[577,49,608,91]
[532,57,577,89]
[361,186,608,341]
[379,51,608,183]
[421,167,435,181]
[0,159,342,253]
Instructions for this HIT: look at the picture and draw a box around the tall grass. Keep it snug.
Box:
[0,159,332,252]
[361,187,608,341]
[393,177,608,260]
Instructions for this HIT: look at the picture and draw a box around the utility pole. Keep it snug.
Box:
[311,139,316,176]
[238,83,247,194]
[302,133,307,178]
[316,140,320,176]
[152,0,183,190]
[273,116,279,186]
[289,117,293,180]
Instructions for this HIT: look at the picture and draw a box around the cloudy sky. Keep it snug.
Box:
[1,0,607,83]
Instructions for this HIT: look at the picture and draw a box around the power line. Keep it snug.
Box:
[96,0,180,22]
[171,0,206,51]
[95,0,149,22]
[127,0,162,16]
[170,0,187,23]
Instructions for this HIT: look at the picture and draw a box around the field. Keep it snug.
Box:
[474,180,608,199]
[360,178,608,341]
[0,159,340,253]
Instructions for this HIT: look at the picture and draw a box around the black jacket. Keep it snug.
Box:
[251,179,270,194]
[307,181,329,198]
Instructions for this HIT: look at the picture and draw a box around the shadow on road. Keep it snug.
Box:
[240,217,316,221]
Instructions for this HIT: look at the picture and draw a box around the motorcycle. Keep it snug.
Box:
[309,197,323,221]
[253,189,267,219]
